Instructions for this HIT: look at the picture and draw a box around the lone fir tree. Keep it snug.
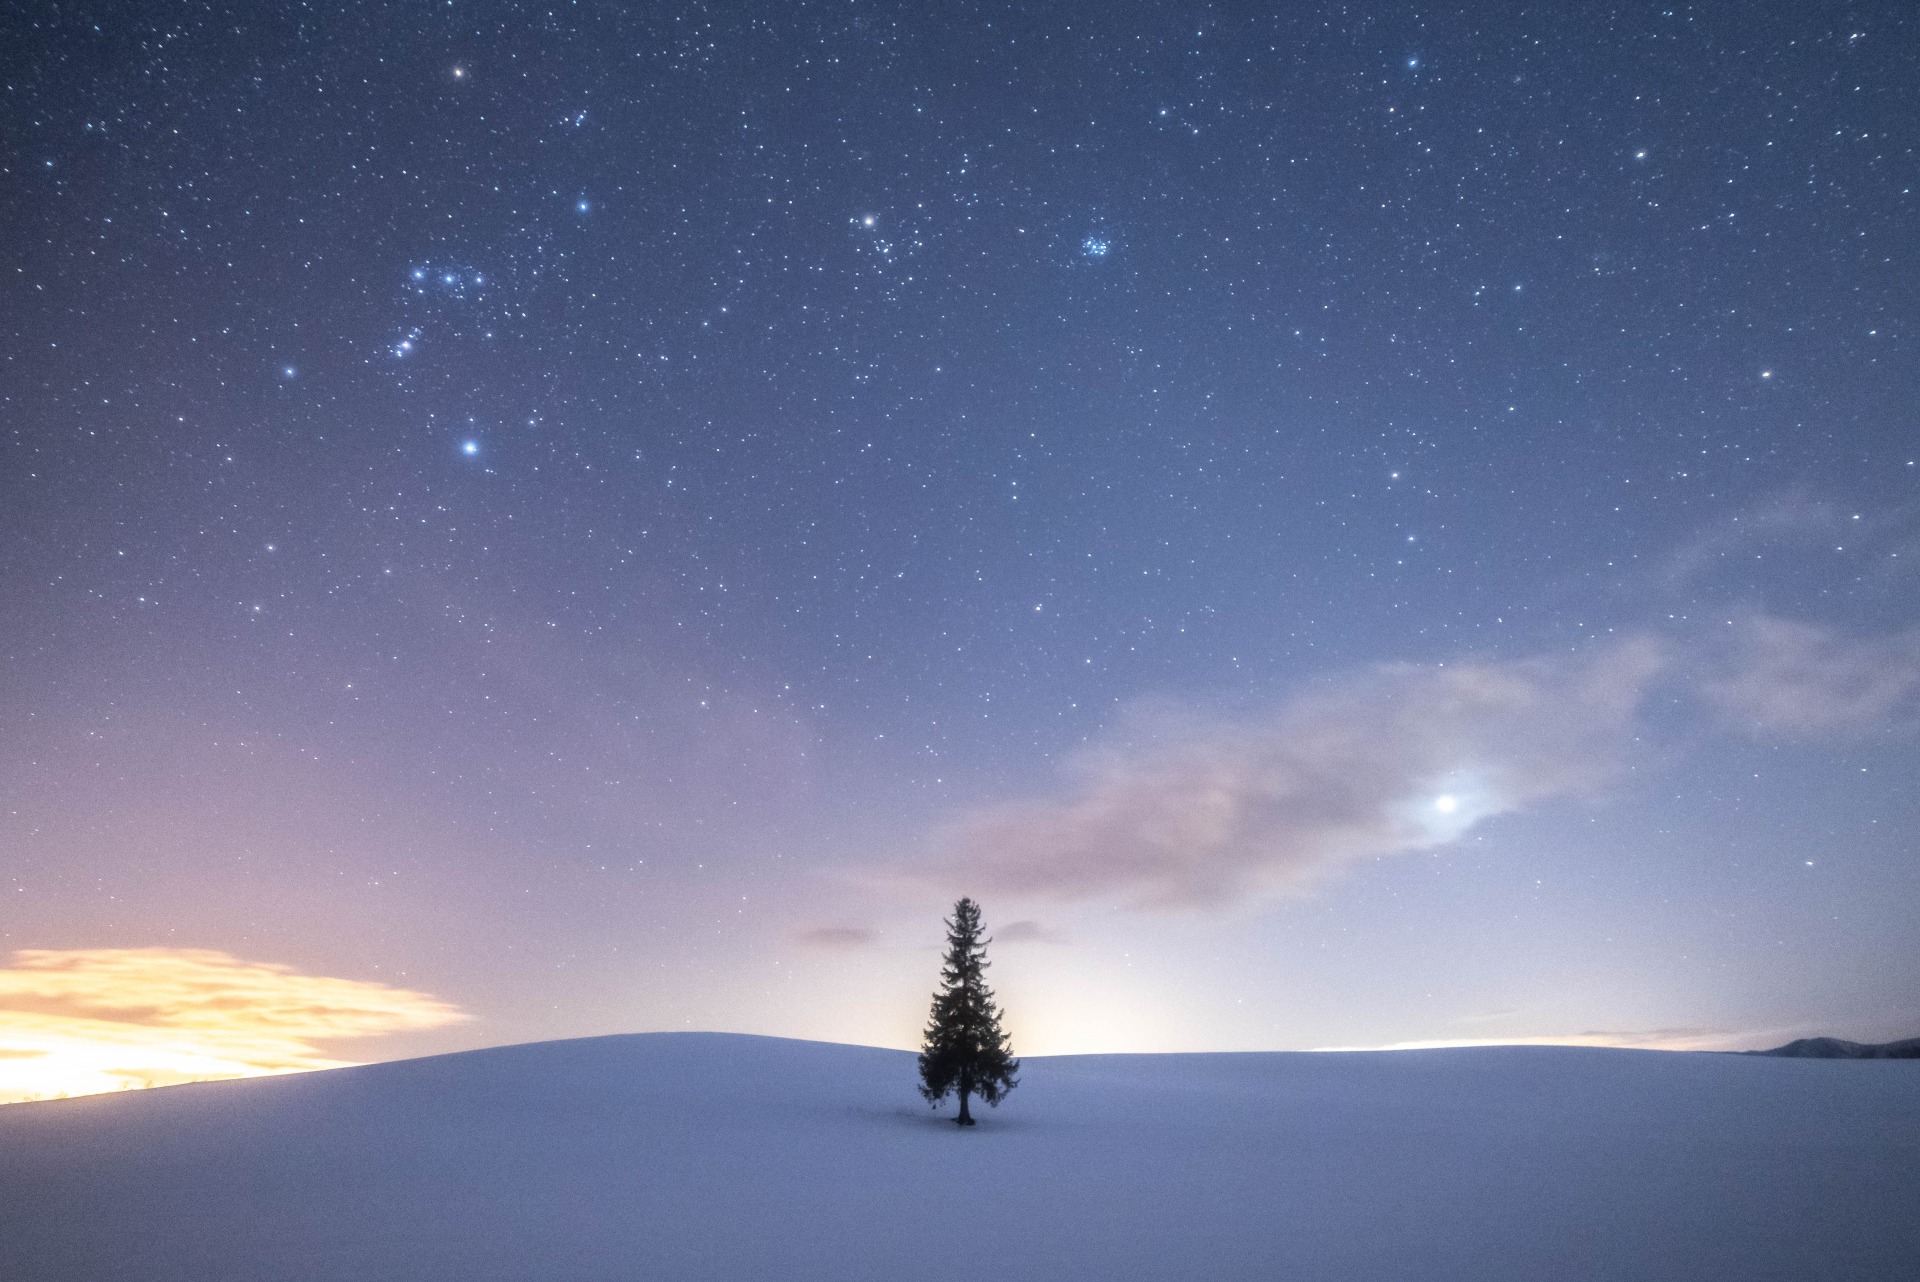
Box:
[918,897,1019,1125]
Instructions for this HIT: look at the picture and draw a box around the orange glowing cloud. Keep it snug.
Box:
[0,948,469,1105]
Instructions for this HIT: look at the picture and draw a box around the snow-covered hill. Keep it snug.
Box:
[2,1033,1914,1280]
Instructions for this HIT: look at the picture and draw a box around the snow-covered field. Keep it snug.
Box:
[1,1032,1914,1280]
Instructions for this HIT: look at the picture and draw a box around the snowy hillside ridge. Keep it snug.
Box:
[2,1033,1916,1282]
[1749,1034,1920,1058]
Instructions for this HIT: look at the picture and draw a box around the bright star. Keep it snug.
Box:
[462,440,479,456]
[576,199,590,212]
[281,366,296,379]
[1434,795,1458,814]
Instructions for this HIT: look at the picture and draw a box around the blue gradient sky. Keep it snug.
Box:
[3,0,1915,1067]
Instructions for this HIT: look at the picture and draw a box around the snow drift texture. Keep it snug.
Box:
[2,1033,1915,1281]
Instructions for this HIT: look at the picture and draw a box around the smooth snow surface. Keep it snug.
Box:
[2,1033,1915,1281]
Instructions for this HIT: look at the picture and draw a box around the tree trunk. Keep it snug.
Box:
[957,1069,975,1125]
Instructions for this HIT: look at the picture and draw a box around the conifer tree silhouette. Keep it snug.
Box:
[918,897,1018,1125]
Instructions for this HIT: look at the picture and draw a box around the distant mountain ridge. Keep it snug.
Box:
[1751,1035,1920,1059]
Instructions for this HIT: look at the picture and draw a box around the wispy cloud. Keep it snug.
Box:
[794,926,879,950]
[918,587,1920,915]
[1703,614,1920,738]
[996,919,1071,945]
[934,638,1668,910]
[0,948,468,1104]
[1658,493,1843,589]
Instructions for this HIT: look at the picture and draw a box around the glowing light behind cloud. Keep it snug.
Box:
[0,948,468,1104]
[937,639,1666,909]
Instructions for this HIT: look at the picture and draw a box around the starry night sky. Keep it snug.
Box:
[4,1,1916,1060]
